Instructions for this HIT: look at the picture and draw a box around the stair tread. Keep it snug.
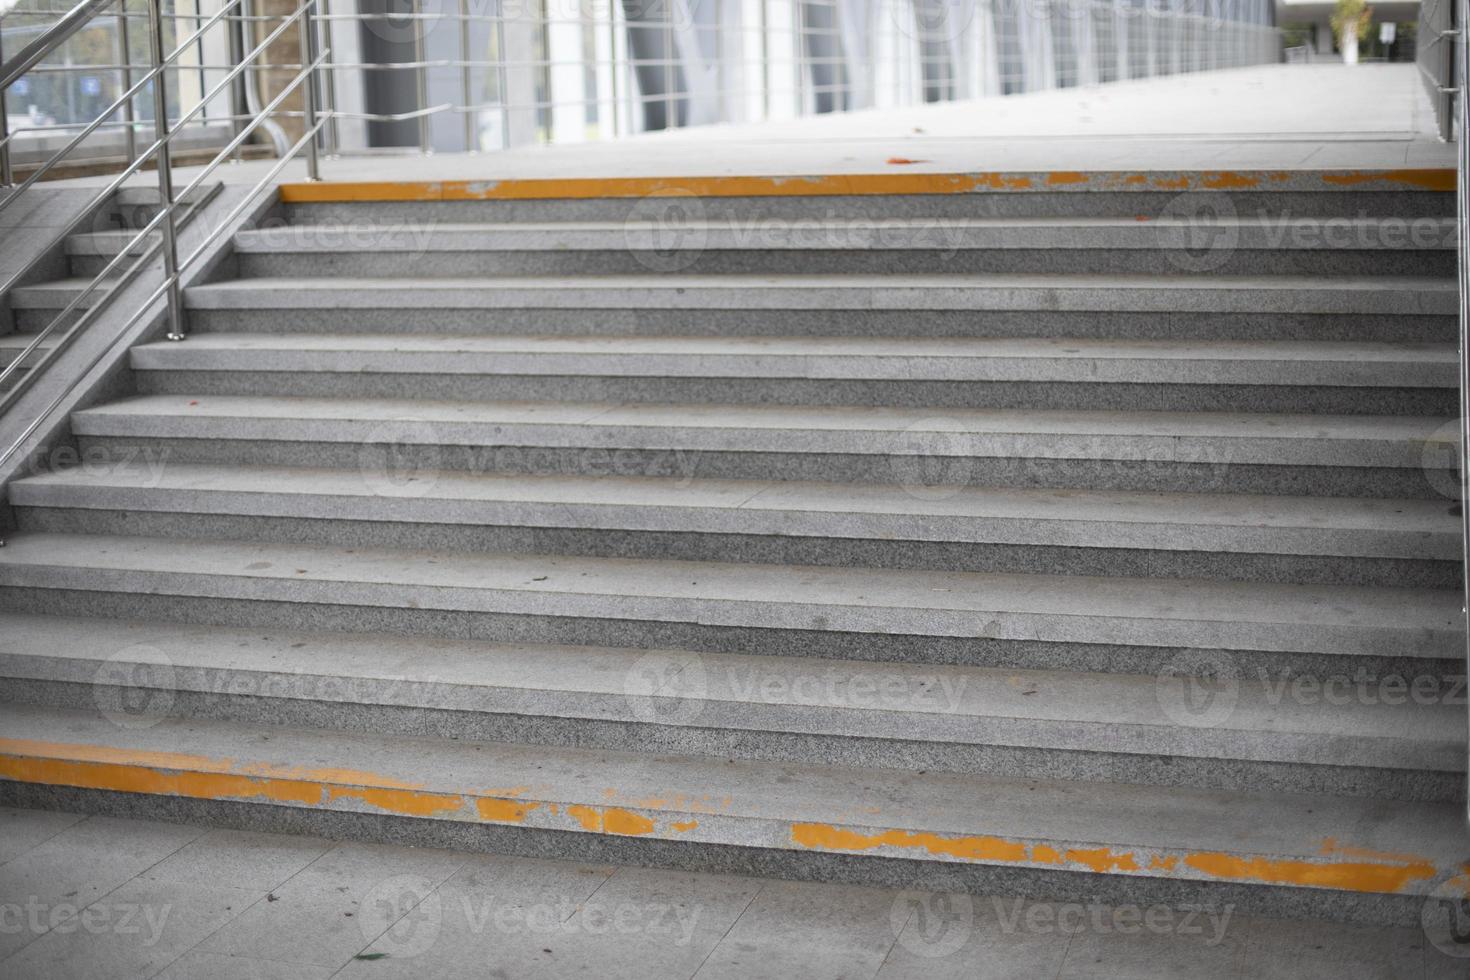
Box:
[229,217,1459,251]
[1,702,1460,897]
[1,613,1456,768]
[180,274,1459,315]
[9,276,115,309]
[69,394,1453,470]
[130,332,1458,361]
[127,333,1458,387]
[10,462,1458,559]
[0,533,1458,656]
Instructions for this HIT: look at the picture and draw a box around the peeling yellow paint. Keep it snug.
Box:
[604,809,656,836]
[791,823,1029,863]
[789,820,1440,896]
[327,785,465,818]
[477,798,539,824]
[1319,169,1455,191]
[0,738,428,791]
[566,805,603,832]
[275,169,1457,204]
[1200,171,1260,190]
[1064,847,1140,874]
[1182,852,1436,894]
[1,738,1449,898]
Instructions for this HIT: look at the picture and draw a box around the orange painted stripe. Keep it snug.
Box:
[276,169,1456,203]
[0,738,1447,895]
[789,822,1440,895]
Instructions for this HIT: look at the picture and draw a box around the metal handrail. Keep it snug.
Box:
[0,48,327,412]
[0,0,321,335]
[0,0,250,210]
[0,121,326,481]
[1454,0,1470,832]
[0,0,119,89]
[0,0,323,491]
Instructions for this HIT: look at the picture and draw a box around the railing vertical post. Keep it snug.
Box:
[116,2,138,164]
[321,0,340,156]
[415,0,431,152]
[226,0,247,160]
[0,29,12,188]
[146,0,185,341]
[460,0,474,150]
[299,0,321,178]
[1455,0,1470,832]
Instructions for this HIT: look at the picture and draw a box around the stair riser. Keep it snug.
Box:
[1,587,1456,682]
[0,784,1432,927]
[0,680,1454,802]
[132,370,1458,416]
[281,192,1457,224]
[179,307,1460,344]
[72,436,1459,499]
[68,251,158,277]
[14,507,1459,590]
[229,248,1455,279]
[13,307,88,335]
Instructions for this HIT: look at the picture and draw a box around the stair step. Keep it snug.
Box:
[9,276,114,310]
[228,218,1457,277]
[125,334,1457,415]
[0,533,1458,677]
[65,228,161,258]
[179,274,1459,343]
[0,334,57,388]
[9,463,1459,588]
[0,703,1461,924]
[279,187,1457,225]
[67,394,1459,498]
[184,274,1457,315]
[0,613,1456,799]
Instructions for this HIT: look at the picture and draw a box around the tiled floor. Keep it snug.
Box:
[0,807,1463,979]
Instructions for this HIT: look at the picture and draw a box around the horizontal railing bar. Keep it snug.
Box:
[0,50,327,415]
[0,118,326,477]
[0,0,120,89]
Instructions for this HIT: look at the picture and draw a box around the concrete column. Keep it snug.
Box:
[502,0,540,145]
[548,0,588,141]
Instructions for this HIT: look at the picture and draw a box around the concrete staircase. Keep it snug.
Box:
[1,186,216,392]
[0,173,1463,925]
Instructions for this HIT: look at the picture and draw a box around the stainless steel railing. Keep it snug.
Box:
[0,0,324,476]
[1453,0,1470,831]
[2,0,1282,165]
[1421,0,1458,141]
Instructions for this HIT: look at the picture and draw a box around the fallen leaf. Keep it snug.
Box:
[886,157,927,165]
